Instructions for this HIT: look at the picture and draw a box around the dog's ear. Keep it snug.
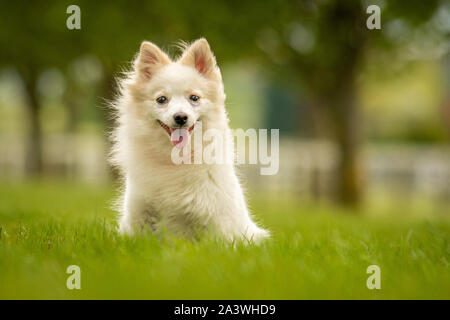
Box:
[179,38,221,82]
[135,41,171,80]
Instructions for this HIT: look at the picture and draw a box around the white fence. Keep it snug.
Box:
[1,135,449,198]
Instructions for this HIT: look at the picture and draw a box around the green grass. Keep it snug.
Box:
[0,180,449,299]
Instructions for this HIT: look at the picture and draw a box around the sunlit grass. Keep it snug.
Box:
[0,180,449,299]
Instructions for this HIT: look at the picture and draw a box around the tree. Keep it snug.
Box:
[152,0,447,205]
[0,0,446,204]
[0,2,85,175]
[200,0,447,206]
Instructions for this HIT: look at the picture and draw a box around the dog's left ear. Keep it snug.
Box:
[179,38,221,82]
[136,41,171,80]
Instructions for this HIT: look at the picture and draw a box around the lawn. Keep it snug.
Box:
[0,180,449,299]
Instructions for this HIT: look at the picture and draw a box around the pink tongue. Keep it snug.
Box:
[171,128,190,149]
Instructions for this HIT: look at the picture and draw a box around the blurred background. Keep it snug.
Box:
[0,0,449,210]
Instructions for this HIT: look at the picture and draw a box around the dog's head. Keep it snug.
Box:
[125,38,225,148]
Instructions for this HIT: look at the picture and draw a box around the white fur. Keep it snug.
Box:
[110,38,269,243]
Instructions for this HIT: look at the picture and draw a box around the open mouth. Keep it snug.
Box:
[157,120,195,148]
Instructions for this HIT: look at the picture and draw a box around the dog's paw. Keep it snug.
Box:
[243,226,270,244]
[118,219,135,236]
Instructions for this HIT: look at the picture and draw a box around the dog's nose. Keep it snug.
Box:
[173,112,188,126]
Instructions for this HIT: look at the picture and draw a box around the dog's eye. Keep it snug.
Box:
[189,95,200,103]
[156,96,168,104]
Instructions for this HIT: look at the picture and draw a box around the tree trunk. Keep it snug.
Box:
[22,70,43,176]
[100,70,120,180]
[332,84,363,206]
[63,80,79,178]
[311,0,366,207]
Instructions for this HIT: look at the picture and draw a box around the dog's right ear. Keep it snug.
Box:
[135,41,171,80]
[179,38,221,82]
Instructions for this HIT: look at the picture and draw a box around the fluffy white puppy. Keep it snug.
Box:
[110,38,269,242]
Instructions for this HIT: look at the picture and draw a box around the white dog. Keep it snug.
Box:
[110,38,269,242]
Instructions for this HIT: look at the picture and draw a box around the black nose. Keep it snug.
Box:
[173,112,188,126]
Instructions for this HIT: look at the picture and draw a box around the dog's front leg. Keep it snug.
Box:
[215,210,270,244]
[118,182,148,235]
[208,190,270,243]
